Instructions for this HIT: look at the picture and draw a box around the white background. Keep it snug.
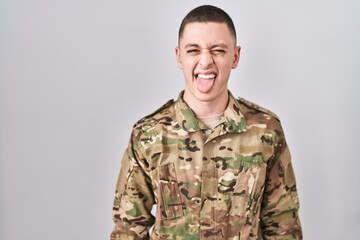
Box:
[1,1,359,239]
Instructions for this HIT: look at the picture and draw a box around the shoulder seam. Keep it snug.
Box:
[237,97,280,121]
[134,99,174,126]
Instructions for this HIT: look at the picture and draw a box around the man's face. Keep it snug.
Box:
[176,22,240,105]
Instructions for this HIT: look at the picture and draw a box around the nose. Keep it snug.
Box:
[198,50,214,69]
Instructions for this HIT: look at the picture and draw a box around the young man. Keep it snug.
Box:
[111,5,302,240]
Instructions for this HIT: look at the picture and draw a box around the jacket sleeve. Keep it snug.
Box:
[110,132,155,240]
[260,129,303,239]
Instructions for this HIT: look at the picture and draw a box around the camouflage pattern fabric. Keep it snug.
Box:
[110,91,302,240]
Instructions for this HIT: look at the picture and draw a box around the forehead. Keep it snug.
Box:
[180,22,235,46]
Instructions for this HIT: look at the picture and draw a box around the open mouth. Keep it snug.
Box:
[197,73,216,80]
[195,73,217,93]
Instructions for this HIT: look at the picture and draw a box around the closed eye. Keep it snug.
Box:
[186,49,200,54]
[211,49,226,54]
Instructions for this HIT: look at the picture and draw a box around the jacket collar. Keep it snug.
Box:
[174,90,247,134]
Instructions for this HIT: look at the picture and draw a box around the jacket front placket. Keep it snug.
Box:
[175,93,247,240]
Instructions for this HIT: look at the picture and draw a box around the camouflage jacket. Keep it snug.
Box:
[111,91,302,240]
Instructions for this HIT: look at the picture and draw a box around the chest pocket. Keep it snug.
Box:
[156,162,184,220]
[230,161,267,219]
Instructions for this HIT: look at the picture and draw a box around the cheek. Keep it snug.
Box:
[183,61,196,73]
[180,63,194,80]
[215,61,232,75]
[218,59,234,72]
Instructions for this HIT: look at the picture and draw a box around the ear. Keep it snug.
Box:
[175,47,183,69]
[232,46,241,69]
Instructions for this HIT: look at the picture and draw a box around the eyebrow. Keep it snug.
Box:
[184,43,228,49]
[211,44,228,49]
[184,44,200,49]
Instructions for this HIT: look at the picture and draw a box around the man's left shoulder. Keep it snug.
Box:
[237,97,280,121]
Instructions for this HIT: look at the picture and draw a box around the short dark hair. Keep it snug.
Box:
[178,5,237,44]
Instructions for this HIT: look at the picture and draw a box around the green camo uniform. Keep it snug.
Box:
[111,91,302,240]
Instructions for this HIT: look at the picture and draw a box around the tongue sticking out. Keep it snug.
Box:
[197,74,216,93]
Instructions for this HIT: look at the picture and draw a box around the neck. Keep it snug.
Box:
[183,90,229,118]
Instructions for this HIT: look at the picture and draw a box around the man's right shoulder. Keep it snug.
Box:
[133,99,175,129]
